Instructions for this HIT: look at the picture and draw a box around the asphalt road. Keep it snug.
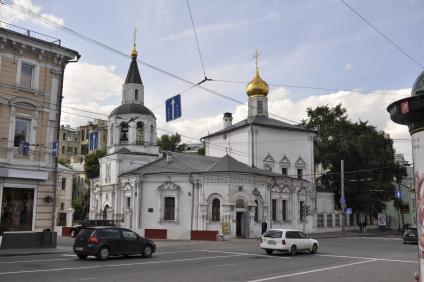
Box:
[0,235,418,282]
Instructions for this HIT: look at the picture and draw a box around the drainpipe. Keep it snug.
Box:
[52,54,80,237]
[138,174,143,230]
[250,124,254,167]
[189,173,194,232]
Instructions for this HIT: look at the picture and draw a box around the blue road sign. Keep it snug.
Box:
[339,197,346,205]
[345,208,352,214]
[166,94,182,122]
[395,190,401,199]
[52,141,58,157]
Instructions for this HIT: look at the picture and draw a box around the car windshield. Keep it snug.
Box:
[405,228,417,235]
[263,230,283,238]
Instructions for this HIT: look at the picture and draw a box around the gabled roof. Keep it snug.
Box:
[123,152,282,177]
[125,57,143,85]
[201,115,313,139]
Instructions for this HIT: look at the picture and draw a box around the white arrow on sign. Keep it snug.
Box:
[171,98,175,119]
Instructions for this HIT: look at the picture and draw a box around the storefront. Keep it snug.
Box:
[0,186,36,234]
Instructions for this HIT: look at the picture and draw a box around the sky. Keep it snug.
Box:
[1,0,423,162]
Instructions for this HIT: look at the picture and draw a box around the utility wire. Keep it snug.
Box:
[340,0,424,69]
[186,0,207,78]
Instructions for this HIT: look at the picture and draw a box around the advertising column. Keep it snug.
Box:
[413,132,424,275]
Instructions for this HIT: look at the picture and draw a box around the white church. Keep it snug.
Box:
[89,44,340,240]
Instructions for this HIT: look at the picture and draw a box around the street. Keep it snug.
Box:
[0,235,418,282]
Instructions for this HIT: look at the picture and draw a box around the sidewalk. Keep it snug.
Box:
[0,230,402,257]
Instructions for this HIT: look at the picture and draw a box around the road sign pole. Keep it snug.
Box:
[341,159,345,236]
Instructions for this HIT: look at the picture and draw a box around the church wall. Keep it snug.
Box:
[206,127,250,164]
[140,174,193,240]
[255,127,314,184]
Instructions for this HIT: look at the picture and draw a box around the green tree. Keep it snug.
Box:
[72,189,90,220]
[83,149,106,179]
[300,104,406,214]
[57,158,71,168]
[157,133,186,152]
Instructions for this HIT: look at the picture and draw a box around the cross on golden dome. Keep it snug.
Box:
[246,49,269,97]
[131,27,138,58]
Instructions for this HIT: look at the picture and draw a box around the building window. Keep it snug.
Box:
[61,146,65,154]
[135,89,138,101]
[127,197,131,209]
[299,200,305,222]
[211,198,220,221]
[62,132,66,141]
[164,197,175,220]
[327,214,333,228]
[81,130,85,141]
[150,124,155,144]
[67,136,73,142]
[317,214,324,228]
[0,187,34,231]
[109,125,114,145]
[136,122,144,144]
[282,167,287,176]
[120,122,129,143]
[272,199,277,221]
[61,178,66,190]
[257,100,263,114]
[335,214,341,227]
[297,169,303,180]
[254,200,259,222]
[80,144,88,155]
[282,200,288,222]
[74,147,78,155]
[20,62,35,88]
[60,203,64,210]
[14,118,30,147]
[67,147,73,155]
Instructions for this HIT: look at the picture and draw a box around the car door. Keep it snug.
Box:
[121,229,143,254]
[102,228,126,255]
[285,231,298,248]
[297,231,310,250]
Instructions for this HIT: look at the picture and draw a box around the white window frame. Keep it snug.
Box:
[16,58,40,90]
[157,180,180,223]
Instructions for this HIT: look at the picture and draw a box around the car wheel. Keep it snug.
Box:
[77,254,87,260]
[289,245,297,256]
[265,249,273,255]
[142,245,153,258]
[311,244,318,254]
[97,246,110,261]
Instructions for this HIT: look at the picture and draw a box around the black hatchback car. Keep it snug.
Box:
[403,226,418,244]
[73,227,156,260]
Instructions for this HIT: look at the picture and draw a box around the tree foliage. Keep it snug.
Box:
[300,104,406,213]
[72,189,90,220]
[157,133,186,152]
[83,149,106,179]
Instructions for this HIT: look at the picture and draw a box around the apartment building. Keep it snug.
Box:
[0,25,79,246]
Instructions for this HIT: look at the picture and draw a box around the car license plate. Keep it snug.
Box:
[268,240,276,245]
[410,234,416,237]
[75,247,84,251]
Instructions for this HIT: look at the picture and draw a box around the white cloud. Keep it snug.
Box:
[344,63,352,71]
[0,0,64,28]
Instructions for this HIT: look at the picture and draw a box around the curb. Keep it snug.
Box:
[0,249,67,257]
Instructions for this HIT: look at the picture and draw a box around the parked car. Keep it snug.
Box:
[70,220,116,237]
[260,229,319,256]
[403,225,418,244]
[73,227,156,260]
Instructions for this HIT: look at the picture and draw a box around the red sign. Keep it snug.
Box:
[401,101,410,113]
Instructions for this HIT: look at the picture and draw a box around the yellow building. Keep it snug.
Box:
[0,25,79,247]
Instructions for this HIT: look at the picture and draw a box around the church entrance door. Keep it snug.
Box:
[236,212,248,238]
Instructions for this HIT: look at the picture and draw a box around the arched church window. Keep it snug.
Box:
[236,199,245,209]
[135,89,138,101]
[120,122,128,143]
[109,125,114,145]
[254,200,259,222]
[150,124,155,144]
[136,121,144,144]
[212,198,220,221]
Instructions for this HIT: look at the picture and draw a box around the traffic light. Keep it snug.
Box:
[300,204,305,217]
[306,205,311,216]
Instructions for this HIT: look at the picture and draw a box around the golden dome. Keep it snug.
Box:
[131,44,138,58]
[246,68,269,97]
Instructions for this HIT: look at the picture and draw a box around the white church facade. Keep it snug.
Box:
[89,45,340,240]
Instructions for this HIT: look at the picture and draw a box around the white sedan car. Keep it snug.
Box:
[260,229,319,256]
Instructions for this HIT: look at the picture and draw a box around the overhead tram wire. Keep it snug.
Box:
[0,1,296,125]
[339,0,424,70]
[186,0,208,79]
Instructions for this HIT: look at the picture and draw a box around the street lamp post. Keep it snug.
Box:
[341,160,346,235]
